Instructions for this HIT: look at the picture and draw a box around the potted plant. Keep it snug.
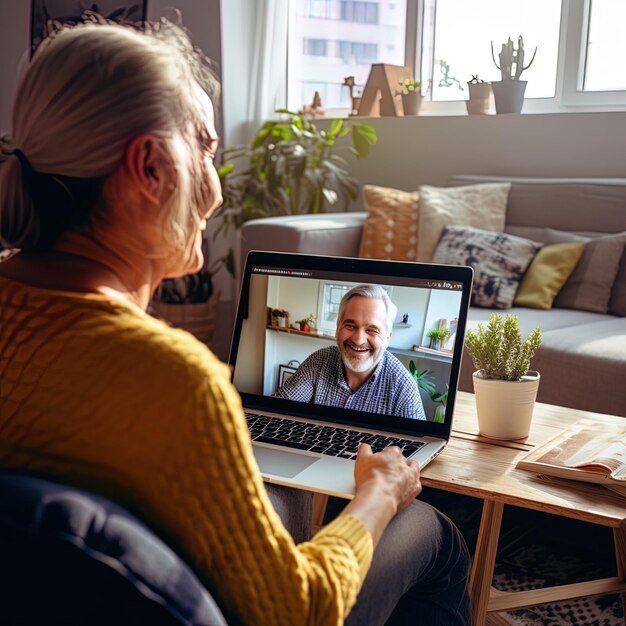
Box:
[398,77,422,116]
[295,313,317,332]
[271,309,289,328]
[408,362,448,423]
[465,313,542,440]
[217,110,378,276]
[490,35,537,114]
[466,75,491,115]
[431,387,448,424]
[408,362,437,397]
[426,327,450,351]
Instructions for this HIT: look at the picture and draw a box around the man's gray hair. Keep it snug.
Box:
[337,284,398,331]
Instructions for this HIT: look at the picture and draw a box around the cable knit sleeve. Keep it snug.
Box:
[147,341,373,625]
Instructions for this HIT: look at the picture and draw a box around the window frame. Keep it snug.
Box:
[291,0,626,117]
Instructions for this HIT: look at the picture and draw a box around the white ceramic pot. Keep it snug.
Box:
[491,80,527,114]
[466,82,492,115]
[401,92,422,116]
[472,370,540,440]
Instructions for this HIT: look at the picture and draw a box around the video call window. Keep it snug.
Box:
[233,271,463,423]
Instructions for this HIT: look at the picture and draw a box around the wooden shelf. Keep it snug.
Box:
[391,346,453,363]
[266,325,336,341]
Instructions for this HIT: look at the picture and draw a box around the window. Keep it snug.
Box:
[338,41,379,63]
[583,0,626,91]
[317,283,351,333]
[422,0,561,101]
[340,1,379,23]
[288,0,626,114]
[303,38,328,56]
[305,0,341,19]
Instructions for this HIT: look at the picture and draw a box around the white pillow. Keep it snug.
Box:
[417,183,511,262]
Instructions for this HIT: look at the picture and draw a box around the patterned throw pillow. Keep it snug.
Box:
[433,226,541,308]
[417,183,511,262]
[359,185,420,261]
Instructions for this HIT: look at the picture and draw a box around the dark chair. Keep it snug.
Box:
[0,471,229,625]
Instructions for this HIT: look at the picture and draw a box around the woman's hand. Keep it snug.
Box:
[340,443,421,547]
[354,443,422,515]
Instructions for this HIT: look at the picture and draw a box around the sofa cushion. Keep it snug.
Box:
[532,318,626,416]
[448,176,626,234]
[464,306,610,336]
[433,226,540,309]
[514,242,585,310]
[240,213,366,276]
[417,183,510,262]
[546,229,626,313]
[359,185,420,261]
[608,248,626,317]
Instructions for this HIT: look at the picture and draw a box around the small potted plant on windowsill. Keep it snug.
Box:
[465,313,542,440]
[398,77,422,116]
[490,35,537,114]
[466,75,492,115]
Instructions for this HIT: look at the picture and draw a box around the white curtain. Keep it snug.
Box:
[246,0,289,135]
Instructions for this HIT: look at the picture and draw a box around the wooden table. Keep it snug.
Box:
[424,392,626,626]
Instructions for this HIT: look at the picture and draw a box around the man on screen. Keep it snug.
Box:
[274,284,427,420]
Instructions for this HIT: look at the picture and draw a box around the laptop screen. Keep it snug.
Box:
[230,252,473,440]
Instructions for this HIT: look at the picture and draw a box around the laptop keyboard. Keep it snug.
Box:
[245,413,425,460]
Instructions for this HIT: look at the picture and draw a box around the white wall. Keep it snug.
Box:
[341,111,626,197]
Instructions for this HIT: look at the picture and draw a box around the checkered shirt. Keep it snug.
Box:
[274,345,426,420]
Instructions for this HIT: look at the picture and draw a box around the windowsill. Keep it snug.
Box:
[317,100,626,120]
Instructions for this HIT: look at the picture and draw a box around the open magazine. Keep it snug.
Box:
[517,419,626,497]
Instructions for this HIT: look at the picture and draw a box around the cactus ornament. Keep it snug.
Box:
[491,35,537,81]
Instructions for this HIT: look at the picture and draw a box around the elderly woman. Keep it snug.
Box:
[0,18,470,626]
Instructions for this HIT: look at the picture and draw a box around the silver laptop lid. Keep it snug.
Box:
[230,252,473,441]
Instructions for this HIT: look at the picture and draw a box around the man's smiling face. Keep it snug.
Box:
[336,296,391,377]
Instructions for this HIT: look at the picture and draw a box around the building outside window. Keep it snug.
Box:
[289,0,406,110]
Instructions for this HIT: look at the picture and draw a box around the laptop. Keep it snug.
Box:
[229,251,473,498]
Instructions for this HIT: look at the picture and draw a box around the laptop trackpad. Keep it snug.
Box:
[253,446,318,478]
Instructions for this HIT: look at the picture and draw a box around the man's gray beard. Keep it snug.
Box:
[340,343,384,374]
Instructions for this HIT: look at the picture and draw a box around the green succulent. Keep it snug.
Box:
[465,313,541,381]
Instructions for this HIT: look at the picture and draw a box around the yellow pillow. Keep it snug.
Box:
[359,185,420,261]
[514,242,586,309]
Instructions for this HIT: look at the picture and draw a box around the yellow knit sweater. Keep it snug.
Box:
[0,276,373,625]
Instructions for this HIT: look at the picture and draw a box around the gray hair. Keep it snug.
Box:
[0,18,219,253]
[337,284,398,332]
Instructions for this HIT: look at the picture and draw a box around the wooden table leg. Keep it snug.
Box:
[312,492,329,533]
[615,522,626,626]
[470,500,504,626]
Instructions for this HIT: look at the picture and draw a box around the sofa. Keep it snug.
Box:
[239,176,626,418]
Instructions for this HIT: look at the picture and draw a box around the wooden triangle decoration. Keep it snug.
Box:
[357,64,414,117]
